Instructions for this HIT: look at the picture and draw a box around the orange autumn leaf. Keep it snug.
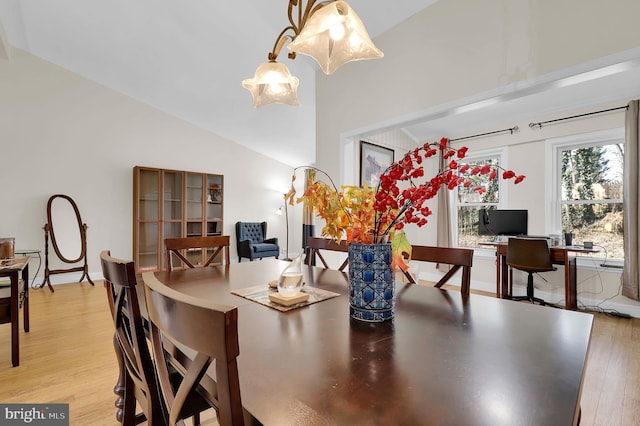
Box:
[391,231,412,271]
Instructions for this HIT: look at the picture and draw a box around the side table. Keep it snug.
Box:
[15,249,42,288]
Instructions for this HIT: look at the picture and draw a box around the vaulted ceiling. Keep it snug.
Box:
[1,0,639,166]
[0,0,438,166]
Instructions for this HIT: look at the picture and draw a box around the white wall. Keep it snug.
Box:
[314,0,640,315]
[317,0,640,180]
[0,49,302,284]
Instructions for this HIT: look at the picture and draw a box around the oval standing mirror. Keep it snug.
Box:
[42,194,94,292]
[48,195,85,263]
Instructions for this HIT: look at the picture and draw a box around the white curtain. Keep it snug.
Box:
[622,99,640,301]
[437,149,452,247]
[437,150,452,271]
[302,168,315,258]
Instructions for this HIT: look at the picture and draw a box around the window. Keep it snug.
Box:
[547,129,624,260]
[455,148,506,247]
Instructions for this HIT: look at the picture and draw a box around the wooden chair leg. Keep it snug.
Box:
[112,334,126,423]
[121,373,137,426]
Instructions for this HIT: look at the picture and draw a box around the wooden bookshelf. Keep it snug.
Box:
[133,166,224,272]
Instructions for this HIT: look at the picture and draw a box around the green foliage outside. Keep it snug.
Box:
[561,144,623,259]
[457,157,500,246]
[457,145,624,260]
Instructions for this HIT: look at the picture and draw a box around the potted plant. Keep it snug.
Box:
[286,138,524,267]
[286,137,525,321]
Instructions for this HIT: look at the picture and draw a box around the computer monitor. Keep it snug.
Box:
[478,209,528,236]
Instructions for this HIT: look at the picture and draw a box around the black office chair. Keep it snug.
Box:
[506,238,556,305]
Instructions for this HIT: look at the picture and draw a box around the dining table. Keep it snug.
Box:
[0,256,30,367]
[146,259,594,426]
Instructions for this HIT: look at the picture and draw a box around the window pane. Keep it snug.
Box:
[458,205,497,247]
[561,203,623,259]
[561,144,623,201]
[457,158,500,204]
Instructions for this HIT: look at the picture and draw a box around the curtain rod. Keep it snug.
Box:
[449,126,519,142]
[529,105,629,129]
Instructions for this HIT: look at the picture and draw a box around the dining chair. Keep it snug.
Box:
[401,245,474,299]
[306,237,349,271]
[142,272,245,426]
[100,250,166,425]
[506,238,556,305]
[100,251,211,426]
[164,235,230,271]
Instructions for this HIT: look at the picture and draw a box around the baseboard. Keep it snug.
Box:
[30,271,102,288]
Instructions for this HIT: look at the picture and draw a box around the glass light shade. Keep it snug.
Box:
[287,1,383,75]
[242,62,300,107]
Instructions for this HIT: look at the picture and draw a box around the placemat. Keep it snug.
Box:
[232,284,341,312]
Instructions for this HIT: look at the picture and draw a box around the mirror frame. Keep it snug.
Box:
[46,194,86,263]
[41,194,94,292]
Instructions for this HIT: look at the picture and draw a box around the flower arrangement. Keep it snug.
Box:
[285,137,525,271]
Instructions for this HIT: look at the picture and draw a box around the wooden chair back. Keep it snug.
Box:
[306,237,349,271]
[142,272,245,426]
[402,245,474,298]
[100,250,166,425]
[165,236,230,271]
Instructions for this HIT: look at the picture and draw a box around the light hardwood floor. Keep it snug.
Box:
[0,282,638,425]
[0,283,119,425]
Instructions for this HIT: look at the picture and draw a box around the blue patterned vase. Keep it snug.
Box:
[348,243,394,322]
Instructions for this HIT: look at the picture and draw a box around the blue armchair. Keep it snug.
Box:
[235,221,280,262]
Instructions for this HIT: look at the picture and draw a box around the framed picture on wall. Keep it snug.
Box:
[360,141,394,187]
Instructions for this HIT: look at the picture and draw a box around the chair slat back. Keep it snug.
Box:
[100,250,166,426]
[165,236,230,271]
[306,237,349,271]
[402,245,474,298]
[142,272,244,426]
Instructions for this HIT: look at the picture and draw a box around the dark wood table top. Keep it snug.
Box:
[0,256,30,272]
[149,260,594,426]
[0,256,30,367]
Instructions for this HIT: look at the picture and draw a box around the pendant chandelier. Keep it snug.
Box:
[242,0,383,108]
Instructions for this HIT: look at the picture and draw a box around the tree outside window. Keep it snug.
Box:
[456,152,502,248]
[560,142,623,259]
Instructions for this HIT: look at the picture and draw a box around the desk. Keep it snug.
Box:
[0,256,30,367]
[145,260,593,425]
[481,242,601,309]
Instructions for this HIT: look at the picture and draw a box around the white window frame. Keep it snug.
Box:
[453,146,508,247]
[545,128,624,266]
